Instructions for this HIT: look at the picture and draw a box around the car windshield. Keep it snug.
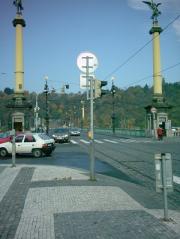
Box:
[71,128,79,131]
[38,133,51,140]
[53,128,69,133]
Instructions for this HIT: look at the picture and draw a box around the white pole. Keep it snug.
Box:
[11,129,16,167]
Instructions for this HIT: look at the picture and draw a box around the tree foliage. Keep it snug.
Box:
[0,82,180,130]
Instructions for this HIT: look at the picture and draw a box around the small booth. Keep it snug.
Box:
[12,112,24,132]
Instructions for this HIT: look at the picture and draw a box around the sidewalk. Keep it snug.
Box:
[0,164,180,239]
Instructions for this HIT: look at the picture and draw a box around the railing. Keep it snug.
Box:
[93,128,147,137]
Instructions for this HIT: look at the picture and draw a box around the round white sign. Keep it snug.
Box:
[77,52,98,73]
[151,107,157,113]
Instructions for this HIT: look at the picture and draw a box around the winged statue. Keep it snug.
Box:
[142,0,161,21]
[13,0,24,14]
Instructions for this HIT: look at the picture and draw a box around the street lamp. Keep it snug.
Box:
[34,94,40,132]
[43,76,49,134]
[111,76,116,134]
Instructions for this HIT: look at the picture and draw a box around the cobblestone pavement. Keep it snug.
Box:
[0,164,180,239]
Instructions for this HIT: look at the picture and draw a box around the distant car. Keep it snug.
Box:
[0,133,55,158]
[0,131,12,144]
[49,128,70,143]
[70,128,81,136]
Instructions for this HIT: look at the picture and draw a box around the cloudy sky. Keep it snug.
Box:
[1,0,180,93]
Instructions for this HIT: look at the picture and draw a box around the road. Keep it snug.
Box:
[1,132,180,208]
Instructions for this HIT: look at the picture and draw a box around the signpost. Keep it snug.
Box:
[151,107,157,138]
[34,95,40,132]
[154,153,173,221]
[10,129,16,167]
[77,52,98,180]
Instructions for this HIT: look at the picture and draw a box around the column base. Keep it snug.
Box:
[6,93,32,131]
[7,93,32,109]
[145,96,172,138]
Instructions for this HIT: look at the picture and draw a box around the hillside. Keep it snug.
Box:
[0,82,180,130]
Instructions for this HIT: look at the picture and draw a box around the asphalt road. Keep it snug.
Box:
[1,132,180,208]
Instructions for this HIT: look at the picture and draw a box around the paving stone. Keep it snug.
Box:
[54,210,180,239]
[0,165,179,239]
[0,167,21,203]
[0,167,34,239]
[0,166,7,174]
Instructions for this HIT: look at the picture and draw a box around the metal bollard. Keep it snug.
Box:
[154,153,173,221]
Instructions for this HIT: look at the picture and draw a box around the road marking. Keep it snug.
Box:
[80,139,90,144]
[70,140,78,144]
[103,139,118,144]
[118,139,130,143]
[118,139,152,143]
[94,139,103,144]
[118,139,136,143]
[173,176,180,184]
[125,139,137,143]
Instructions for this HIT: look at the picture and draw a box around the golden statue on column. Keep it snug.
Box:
[143,0,172,138]
[7,0,32,132]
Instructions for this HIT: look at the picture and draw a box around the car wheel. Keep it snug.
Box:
[0,148,8,158]
[33,149,42,158]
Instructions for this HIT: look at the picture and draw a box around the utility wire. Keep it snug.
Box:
[104,14,180,82]
[123,61,180,88]
[104,39,153,81]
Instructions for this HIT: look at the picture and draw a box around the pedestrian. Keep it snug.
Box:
[157,126,163,140]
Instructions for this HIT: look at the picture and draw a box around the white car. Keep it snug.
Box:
[0,133,55,158]
[70,128,81,136]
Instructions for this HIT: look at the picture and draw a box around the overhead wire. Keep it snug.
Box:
[103,14,180,83]
[123,61,180,88]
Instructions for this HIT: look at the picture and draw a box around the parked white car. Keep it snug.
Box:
[0,133,55,158]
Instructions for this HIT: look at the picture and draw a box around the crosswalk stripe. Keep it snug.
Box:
[118,139,136,143]
[94,139,103,144]
[70,140,78,144]
[103,139,118,144]
[80,139,90,144]
[126,139,137,143]
[71,138,154,145]
[118,139,129,143]
[143,140,152,143]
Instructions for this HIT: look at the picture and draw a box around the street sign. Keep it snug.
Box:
[77,52,98,73]
[80,74,94,89]
[154,153,173,193]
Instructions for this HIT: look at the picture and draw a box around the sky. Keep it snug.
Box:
[1,0,180,93]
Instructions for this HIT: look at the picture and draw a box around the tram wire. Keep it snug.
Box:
[103,14,180,86]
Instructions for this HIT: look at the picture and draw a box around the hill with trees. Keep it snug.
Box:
[0,82,180,130]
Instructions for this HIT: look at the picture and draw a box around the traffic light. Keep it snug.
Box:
[111,84,116,96]
[94,79,108,98]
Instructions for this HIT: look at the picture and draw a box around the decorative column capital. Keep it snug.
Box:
[12,18,26,27]
[149,26,163,34]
